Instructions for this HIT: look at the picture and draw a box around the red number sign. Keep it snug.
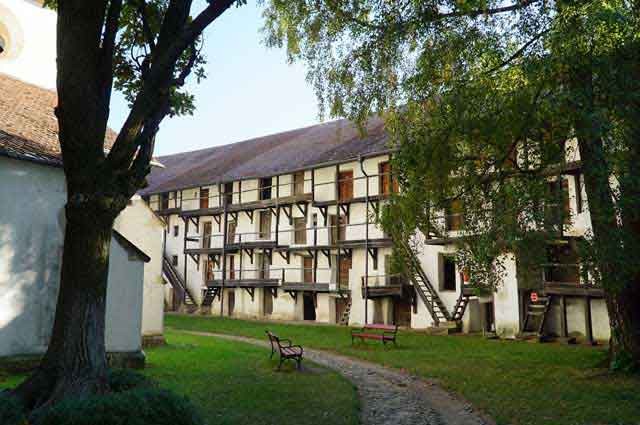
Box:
[530,292,539,303]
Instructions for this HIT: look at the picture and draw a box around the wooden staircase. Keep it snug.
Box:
[520,294,553,339]
[201,286,220,307]
[452,292,470,322]
[394,237,454,327]
[162,255,198,312]
[339,298,352,326]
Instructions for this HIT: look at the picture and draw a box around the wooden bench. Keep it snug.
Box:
[351,324,398,345]
[266,331,304,370]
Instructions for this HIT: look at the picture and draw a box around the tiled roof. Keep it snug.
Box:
[0,73,117,166]
[141,117,390,195]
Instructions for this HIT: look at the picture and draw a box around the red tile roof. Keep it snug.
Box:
[0,73,117,166]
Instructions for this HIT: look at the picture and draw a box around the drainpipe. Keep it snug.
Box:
[359,156,370,325]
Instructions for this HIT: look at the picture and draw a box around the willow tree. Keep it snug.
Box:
[263,0,640,370]
[10,0,243,411]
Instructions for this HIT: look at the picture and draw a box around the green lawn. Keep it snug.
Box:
[166,314,640,425]
[0,330,359,425]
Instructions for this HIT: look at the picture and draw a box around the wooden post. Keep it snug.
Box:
[585,296,594,344]
[559,295,568,338]
[221,208,228,317]
[183,217,189,307]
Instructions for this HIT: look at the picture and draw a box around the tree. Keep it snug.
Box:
[263,0,640,370]
[11,0,244,412]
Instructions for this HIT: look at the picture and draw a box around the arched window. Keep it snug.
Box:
[0,35,6,55]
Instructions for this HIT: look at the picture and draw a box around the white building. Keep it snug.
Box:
[143,119,611,344]
[0,0,165,364]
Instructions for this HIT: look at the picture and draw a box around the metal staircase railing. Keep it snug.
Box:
[162,255,197,307]
[394,237,453,325]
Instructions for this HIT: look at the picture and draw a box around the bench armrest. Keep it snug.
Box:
[279,338,293,346]
[351,328,365,335]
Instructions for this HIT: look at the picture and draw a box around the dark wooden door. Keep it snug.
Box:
[200,188,209,209]
[259,211,271,239]
[335,297,349,323]
[202,221,212,249]
[379,162,391,196]
[338,170,353,201]
[303,257,313,283]
[394,299,412,327]
[263,290,273,315]
[228,290,235,316]
[228,256,235,280]
[227,221,236,244]
[293,171,305,195]
[303,294,316,320]
[339,257,351,288]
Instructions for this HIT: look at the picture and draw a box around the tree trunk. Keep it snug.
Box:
[13,195,119,411]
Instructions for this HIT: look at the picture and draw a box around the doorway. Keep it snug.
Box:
[303,293,316,321]
[263,290,273,316]
[228,290,235,316]
[394,299,412,327]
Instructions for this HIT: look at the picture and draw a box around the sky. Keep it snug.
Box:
[108,2,322,157]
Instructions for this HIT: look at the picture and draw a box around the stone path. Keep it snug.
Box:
[179,330,494,425]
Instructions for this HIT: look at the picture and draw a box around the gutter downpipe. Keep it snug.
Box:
[359,156,369,325]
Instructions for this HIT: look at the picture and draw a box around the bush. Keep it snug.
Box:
[107,369,156,392]
[0,392,26,425]
[34,387,206,425]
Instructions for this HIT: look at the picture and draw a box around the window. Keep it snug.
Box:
[441,256,457,291]
[171,255,178,267]
[575,174,583,214]
[160,193,169,210]
[293,171,305,195]
[224,182,233,205]
[378,162,399,196]
[228,256,235,280]
[0,35,6,55]
[200,188,209,209]
[259,211,271,240]
[338,170,354,201]
[294,217,307,244]
[445,200,464,231]
[259,177,272,200]
[173,225,179,237]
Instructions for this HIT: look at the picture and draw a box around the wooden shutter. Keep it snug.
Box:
[228,256,235,280]
[338,170,353,201]
[259,177,272,200]
[200,188,209,209]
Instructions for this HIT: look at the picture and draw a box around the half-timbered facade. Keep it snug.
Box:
[145,121,610,343]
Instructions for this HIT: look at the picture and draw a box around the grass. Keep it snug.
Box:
[167,314,640,425]
[0,330,359,425]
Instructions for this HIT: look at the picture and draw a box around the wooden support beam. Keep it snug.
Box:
[277,250,290,264]
[244,210,253,222]
[319,206,328,226]
[244,287,255,301]
[282,205,293,225]
[295,202,307,217]
[286,290,297,301]
[339,203,350,219]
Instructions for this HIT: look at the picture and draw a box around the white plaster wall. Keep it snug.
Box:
[0,0,57,89]
[493,254,520,338]
[114,196,165,337]
[105,236,144,353]
[0,157,145,357]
